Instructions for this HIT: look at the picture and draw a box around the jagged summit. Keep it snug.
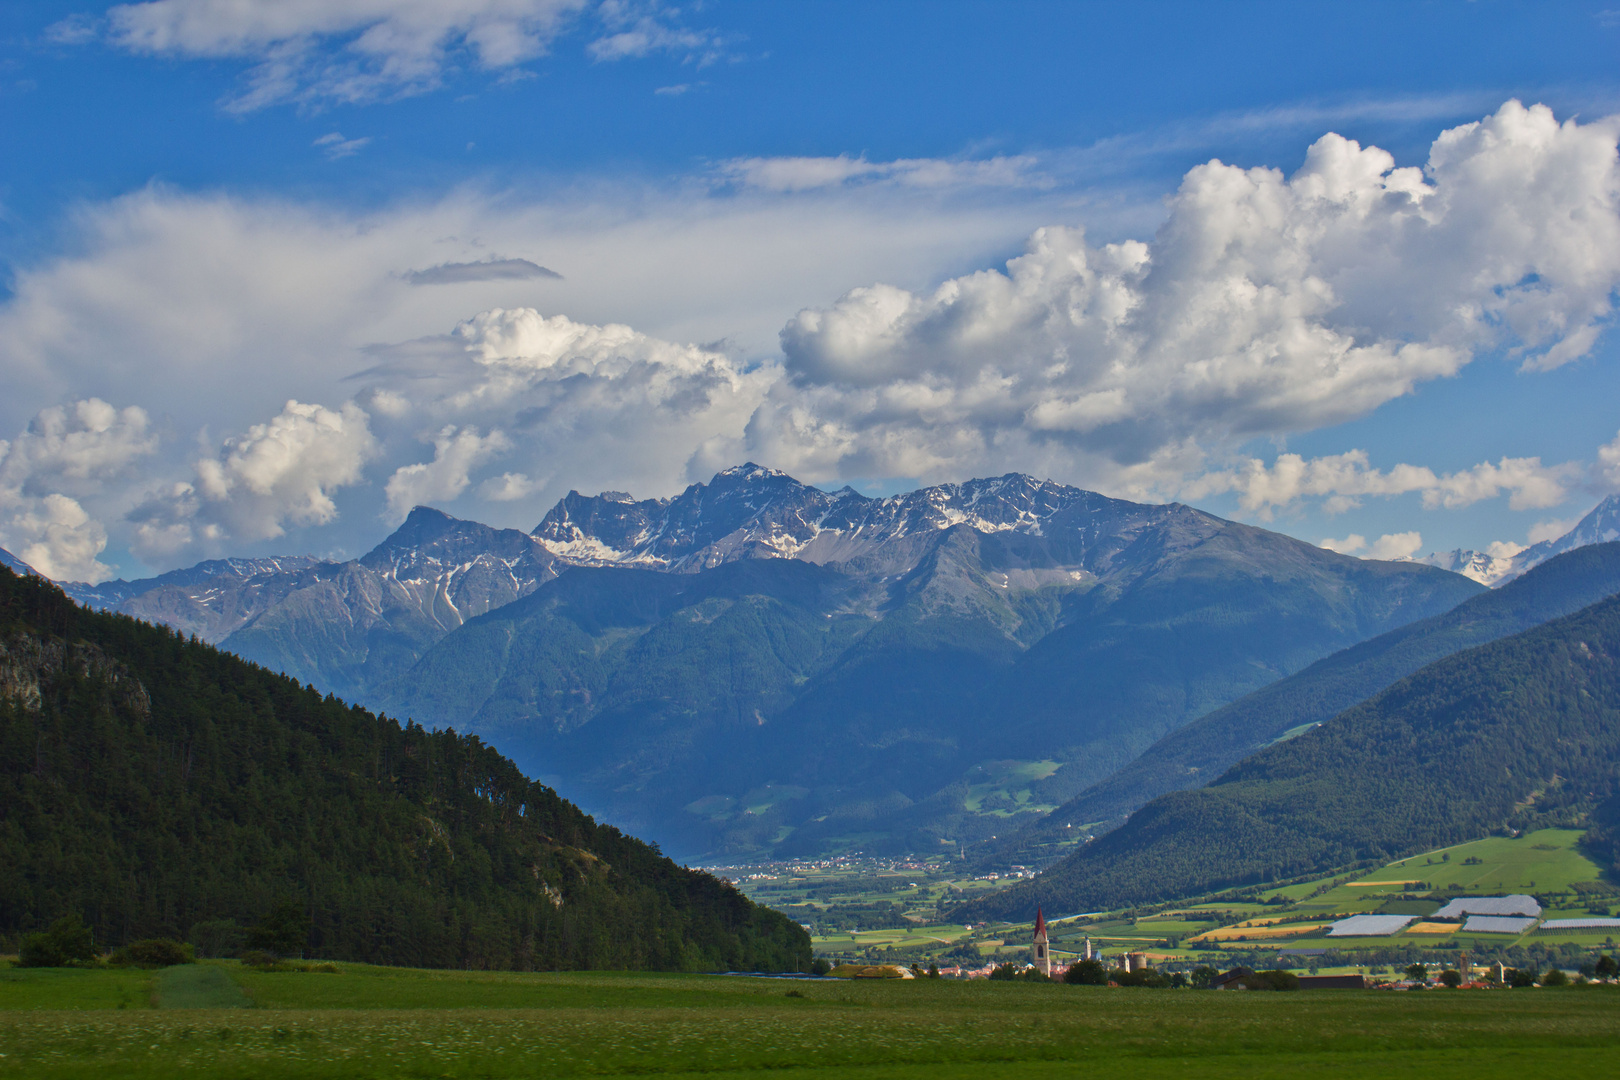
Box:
[360,505,555,581]
[531,464,1160,576]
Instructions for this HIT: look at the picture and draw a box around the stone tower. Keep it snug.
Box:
[1032,907,1051,977]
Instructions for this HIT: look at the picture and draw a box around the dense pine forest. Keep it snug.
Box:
[966,588,1620,920]
[0,566,809,971]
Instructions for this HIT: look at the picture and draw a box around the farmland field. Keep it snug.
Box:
[0,965,1617,1079]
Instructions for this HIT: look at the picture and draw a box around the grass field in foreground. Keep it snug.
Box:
[1,967,1618,1078]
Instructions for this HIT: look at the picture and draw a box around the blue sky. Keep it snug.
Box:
[2,0,1620,582]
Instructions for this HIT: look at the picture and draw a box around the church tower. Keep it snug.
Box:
[1032,908,1051,976]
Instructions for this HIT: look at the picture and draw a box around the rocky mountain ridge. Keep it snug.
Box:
[2,465,1493,858]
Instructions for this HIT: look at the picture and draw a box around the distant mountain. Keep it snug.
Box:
[219,509,559,702]
[1415,547,1520,587]
[64,509,559,704]
[377,467,1479,859]
[1415,494,1620,586]
[963,586,1620,921]
[1508,493,1620,572]
[996,541,1620,861]
[0,564,808,970]
[47,465,1481,859]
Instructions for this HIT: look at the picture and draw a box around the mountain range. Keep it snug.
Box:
[21,465,1483,859]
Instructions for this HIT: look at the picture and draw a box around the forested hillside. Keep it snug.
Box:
[963,588,1620,920]
[1004,542,1620,858]
[0,566,808,971]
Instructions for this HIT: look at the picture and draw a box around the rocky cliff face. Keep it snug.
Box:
[0,634,149,717]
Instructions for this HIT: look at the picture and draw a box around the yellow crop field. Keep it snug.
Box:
[1406,922,1459,935]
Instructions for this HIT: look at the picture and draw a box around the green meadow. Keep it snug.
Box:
[0,964,1617,1079]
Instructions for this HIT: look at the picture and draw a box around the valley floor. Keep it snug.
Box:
[1,965,1618,1078]
[725,828,1619,973]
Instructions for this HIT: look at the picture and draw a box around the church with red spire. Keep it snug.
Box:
[1032,907,1050,977]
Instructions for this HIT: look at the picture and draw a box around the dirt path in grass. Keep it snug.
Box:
[154,965,252,1009]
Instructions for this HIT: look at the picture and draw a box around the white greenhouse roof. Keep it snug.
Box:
[1327,914,1416,937]
[1462,915,1538,934]
[1433,895,1542,919]
[1539,918,1620,931]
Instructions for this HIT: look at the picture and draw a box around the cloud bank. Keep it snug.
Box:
[3,102,1620,579]
[762,102,1620,495]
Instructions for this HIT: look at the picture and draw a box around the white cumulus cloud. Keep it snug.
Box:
[130,400,376,560]
[1186,450,1579,518]
[0,399,156,497]
[0,399,158,583]
[760,102,1620,506]
[358,306,776,513]
[0,494,113,584]
[384,425,511,521]
[1597,429,1620,491]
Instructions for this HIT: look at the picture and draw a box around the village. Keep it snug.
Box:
[719,826,1620,986]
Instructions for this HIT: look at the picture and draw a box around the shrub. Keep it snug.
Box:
[110,939,194,968]
[1063,959,1107,985]
[1238,970,1300,992]
[239,950,279,969]
[1109,968,1171,988]
[1439,969,1462,988]
[1541,968,1569,987]
[809,957,831,976]
[1595,954,1618,978]
[16,916,97,968]
[18,934,66,969]
[1506,968,1538,988]
[988,963,1020,981]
